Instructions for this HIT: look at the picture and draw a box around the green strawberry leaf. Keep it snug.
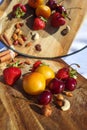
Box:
[39,16,47,23]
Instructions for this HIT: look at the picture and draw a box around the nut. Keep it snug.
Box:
[18,30,23,35]
[31,32,40,40]
[21,35,27,41]
[15,23,21,28]
[54,94,64,107]
[25,42,32,47]
[35,44,41,51]
[12,33,18,40]
[24,59,31,65]
[15,28,23,35]
[61,25,70,36]
[13,40,19,45]
[63,91,73,97]
[18,37,24,45]
[15,28,20,34]
[42,104,52,117]
[56,94,64,101]
[61,99,70,111]
[56,100,64,107]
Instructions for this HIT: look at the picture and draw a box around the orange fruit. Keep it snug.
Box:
[28,0,44,9]
[35,5,51,18]
[23,72,46,95]
[35,65,55,85]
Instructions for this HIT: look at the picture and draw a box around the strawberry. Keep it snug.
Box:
[3,67,21,85]
[33,17,47,30]
[33,60,42,69]
[31,60,42,72]
[51,12,66,28]
[56,64,79,80]
[56,67,69,80]
[12,3,27,18]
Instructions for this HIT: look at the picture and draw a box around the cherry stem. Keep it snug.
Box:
[66,15,71,20]
[66,7,82,11]
[58,0,65,4]
[69,63,80,68]
[66,7,82,20]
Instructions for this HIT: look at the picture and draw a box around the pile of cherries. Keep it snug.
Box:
[46,0,70,18]
[38,64,78,105]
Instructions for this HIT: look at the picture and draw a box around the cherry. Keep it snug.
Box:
[38,90,52,105]
[48,78,65,94]
[56,5,81,20]
[65,77,77,91]
[56,5,66,14]
[51,12,66,28]
[46,0,57,10]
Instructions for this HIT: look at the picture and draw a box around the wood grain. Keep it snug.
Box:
[0,82,44,130]
[0,59,87,130]
[0,0,11,17]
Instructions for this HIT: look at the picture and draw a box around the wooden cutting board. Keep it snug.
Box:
[0,59,87,130]
[0,1,87,129]
[0,0,87,57]
[0,0,11,17]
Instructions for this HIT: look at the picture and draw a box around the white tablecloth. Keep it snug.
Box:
[63,15,87,79]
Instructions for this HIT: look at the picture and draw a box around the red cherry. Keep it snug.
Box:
[38,90,52,105]
[46,0,57,10]
[56,5,67,15]
[48,78,65,94]
[65,77,77,91]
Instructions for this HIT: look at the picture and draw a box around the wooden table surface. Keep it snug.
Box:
[0,0,87,130]
[0,58,87,130]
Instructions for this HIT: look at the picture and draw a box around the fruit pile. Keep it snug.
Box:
[12,0,71,31]
[23,61,79,116]
[29,0,70,30]
[2,60,79,116]
[29,0,68,30]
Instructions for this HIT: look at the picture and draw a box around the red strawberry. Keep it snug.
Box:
[33,60,42,69]
[3,67,21,85]
[31,60,42,72]
[56,64,79,80]
[13,3,27,18]
[56,67,69,80]
[51,12,66,27]
[33,17,47,30]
